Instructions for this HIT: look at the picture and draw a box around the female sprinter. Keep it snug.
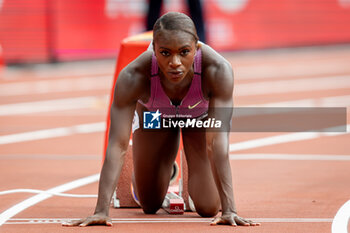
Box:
[63,12,259,227]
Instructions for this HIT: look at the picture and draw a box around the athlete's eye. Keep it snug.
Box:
[180,49,190,56]
[160,50,170,56]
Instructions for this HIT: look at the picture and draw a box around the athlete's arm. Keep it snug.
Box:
[62,52,151,227]
[92,68,138,219]
[203,48,259,226]
[204,57,237,220]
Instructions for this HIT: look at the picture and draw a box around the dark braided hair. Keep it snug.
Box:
[153,12,199,43]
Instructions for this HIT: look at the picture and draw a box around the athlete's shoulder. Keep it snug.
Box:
[114,51,152,105]
[200,42,232,71]
[200,43,233,98]
[121,50,153,80]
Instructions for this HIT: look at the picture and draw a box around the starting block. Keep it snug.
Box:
[103,31,190,212]
[162,192,185,215]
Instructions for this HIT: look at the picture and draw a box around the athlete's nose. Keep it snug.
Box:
[169,55,181,68]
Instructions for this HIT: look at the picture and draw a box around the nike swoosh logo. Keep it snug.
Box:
[188,100,202,109]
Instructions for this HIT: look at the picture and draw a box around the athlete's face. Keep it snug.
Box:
[153,30,197,84]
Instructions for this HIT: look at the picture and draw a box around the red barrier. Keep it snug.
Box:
[1,0,350,63]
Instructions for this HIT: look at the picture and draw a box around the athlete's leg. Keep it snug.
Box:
[182,128,220,217]
[132,106,180,214]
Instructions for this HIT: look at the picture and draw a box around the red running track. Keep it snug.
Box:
[0,45,349,233]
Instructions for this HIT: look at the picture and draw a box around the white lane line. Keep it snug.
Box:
[0,93,348,117]
[230,154,350,161]
[0,154,100,160]
[1,93,348,117]
[0,95,108,116]
[0,129,347,227]
[0,122,106,145]
[236,75,350,96]
[245,95,350,107]
[0,189,97,198]
[0,123,347,147]
[0,75,112,96]
[0,174,100,226]
[237,60,350,80]
[1,75,349,98]
[332,200,350,233]
[229,125,349,152]
[0,95,350,116]
[3,60,115,81]
[4,217,333,224]
[0,113,347,227]
[1,123,346,147]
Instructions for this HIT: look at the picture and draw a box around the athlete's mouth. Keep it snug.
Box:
[168,71,184,79]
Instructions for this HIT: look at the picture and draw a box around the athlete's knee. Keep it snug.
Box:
[195,203,220,217]
[141,203,161,214]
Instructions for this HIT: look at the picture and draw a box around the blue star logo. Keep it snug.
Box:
[143,110,161,129]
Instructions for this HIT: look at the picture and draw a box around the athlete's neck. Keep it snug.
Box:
[159,69,194,104]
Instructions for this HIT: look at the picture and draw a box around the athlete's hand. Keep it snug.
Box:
[210,212,260,227]
[62,213,112,227]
